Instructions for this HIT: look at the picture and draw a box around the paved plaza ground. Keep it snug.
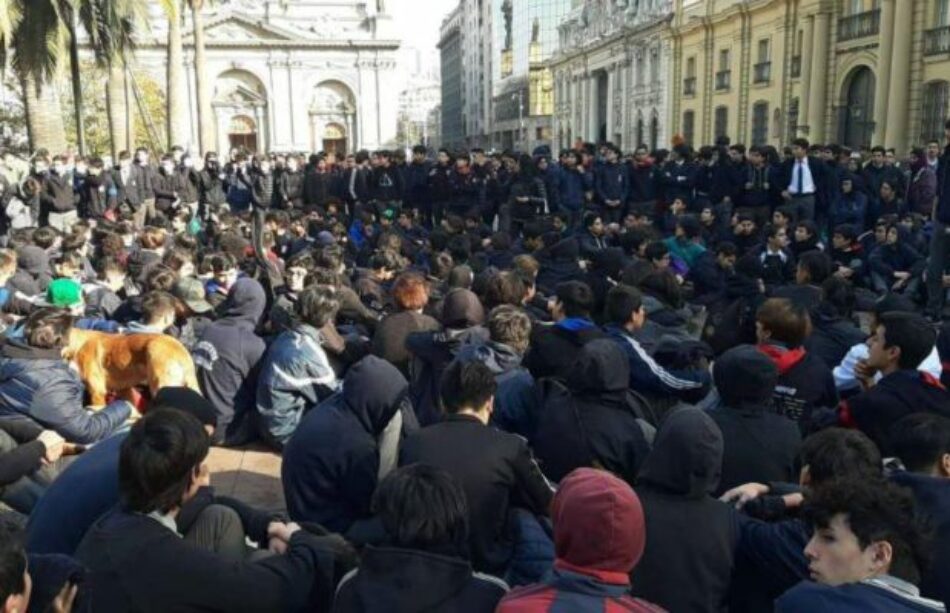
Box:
[207,445,285,513]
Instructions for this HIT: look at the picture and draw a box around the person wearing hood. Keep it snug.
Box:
[804,277,867,372]
[371,272,440,378]
[869,223,924,295]
[709,345,802,495]
[839,312,950,455]
[193,277,266,446]
[533,338,653,486]
[888,414,950,605]
[635,269,699,351]
[333,464,508,612]
[12,244,52,296]
[534,231,584,295]
[257,285,342,449]
[707,254,768,355]
[406,287,488,425]
[282,355,418,534]
[400,359,553,580]
[524,281,605,381]
[456,305,537,440]
[830,174,868,229]
[630,408,739,612]
[604,284,710,404]
[756,298,837,433]
[497,468,665,613]
[0,308,130,445]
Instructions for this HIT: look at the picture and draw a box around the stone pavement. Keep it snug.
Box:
[207,445,285,514]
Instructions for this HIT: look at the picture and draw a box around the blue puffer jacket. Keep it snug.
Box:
[0,338,130,444]
[256,323,340,448]
[557,164,591,212]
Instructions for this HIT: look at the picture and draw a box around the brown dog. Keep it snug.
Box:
[65,329,200,407]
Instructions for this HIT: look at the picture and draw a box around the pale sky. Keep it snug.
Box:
[389,0,459,52]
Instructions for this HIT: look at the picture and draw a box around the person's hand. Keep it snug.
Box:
[781,190,792,201]
[51,581,78,613]
[891,278,907,291]
[782,493,804,509]
[516,196,529,203]
[267,521,301,554]
[37,430,65,463]
[894,271,911,280]
[855,358,877,390]
[671,201,686,215]
[719,482,770,510]
[745,182,753,190]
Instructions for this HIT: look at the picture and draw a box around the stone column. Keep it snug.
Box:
[885,0,913,152]
[872,0,896,146]
[799,15,815,135]
[588,75,598,141]
[807,12,831,143]
[606,68,616,141]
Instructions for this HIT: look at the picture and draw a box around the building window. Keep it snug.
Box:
[649,48,659,84]
[752,102,769,145]
[636,53,645,86]
[787,97,800,142]
[650,111,659,150]
[754,39,771,84]
[683,110,695,146]
[921,80,950,144]
[716,49,731,91]
[714,106,729,140]
[684,56,697,96]
[757,39,770,62]
[636,112,645,147]
[686,56,696,79]
[939,0,950,24]
[719,48,730,71]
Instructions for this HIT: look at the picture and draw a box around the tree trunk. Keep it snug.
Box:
[68,18,86,156]
[166,0,188,150]
[192,0,215,155]
[21,75,68,155]
[106,61,130,159]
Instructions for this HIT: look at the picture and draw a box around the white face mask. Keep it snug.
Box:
[162,163,174,174]
[288,162,298,172]
[120,161,131,170]
[136,153,148,164]
[260,164,271,174]
[183,158,194,168]
[52,164,65,175]
[75,164,87,175]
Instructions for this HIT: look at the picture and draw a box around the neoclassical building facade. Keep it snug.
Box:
[550,0,674,151]
[127,0,401,155]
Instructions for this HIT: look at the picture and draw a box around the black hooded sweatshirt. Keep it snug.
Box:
[631,409,740,613]
[192,278,267,445]
[282,356,418,534]
[533,339,651,485]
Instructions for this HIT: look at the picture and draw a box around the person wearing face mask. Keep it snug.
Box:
[226,152,253,213]
[82,157,115,220]
[153,155,181,214]
[251,155,275,210]
[278,155,304,210]
[38,155,77,232]
[177,154,200,218]
[133,147,157,228]
[197,152,227,220]
[113,151,142,221]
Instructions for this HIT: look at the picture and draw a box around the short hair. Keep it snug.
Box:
[141,291,178,324]
[440,359,497,414]
[878,312,937,370]
[716,242,737,257]
[889,413,950,474]
[314,245,345,271]
[119,408,210,514]
[482,271,526,310]
[370,250,402,273]
[821,276,856,319]
[392,273,430,311]
[555,280,594,318]
[800,428,882,485]
[605,284,643,325]
[512,254,539,279]
[797,251,832,284]
[756,298,811,347]
[372,464,469,558]
[644,241,669,262]
[24,307,73,349]
[139,226,168,250]
[487,305,532,354]
[0,522,26,603]
[792,138,810,149]
[32,226,59,250]
[803,477,927,585]
[871,145,886,155]
[583,212,602,229]
[430,252,455,280]
[296,285,340,328]
[0,249,17,275]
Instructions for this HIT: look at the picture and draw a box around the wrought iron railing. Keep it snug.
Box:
[715,70,731,91]
[683,77,696,96]
[925,26,950,56]
[754,61,772,84]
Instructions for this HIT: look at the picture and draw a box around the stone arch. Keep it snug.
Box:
[310,80,358,154]
[837,64,876,149]
[213,68,269,154]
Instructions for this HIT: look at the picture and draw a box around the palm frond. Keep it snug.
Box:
[11,0,67,86]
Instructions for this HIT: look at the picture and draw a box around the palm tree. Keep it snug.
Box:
[164,0,188,150]
[189,0,215,155]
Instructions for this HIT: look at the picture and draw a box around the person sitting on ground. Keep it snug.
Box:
[400,359,554,583]
[868,223,923,296]
[0,308,130,445]
[687,241,737,307]
[755,298,837,433]
[803,276,867,371]
[523,281,605,380]
[709,345,802,496]
[0,521,85,613]
[663,214,706,270]
[256,284,341,449]
[630,408,739,613]
[497,468,665,613]
[839,311,950,455]
[192,277,267,446]
[125,290,178,335]
[755,224,795,289]
[282,355,418,535]
[776,478,942,612]
[75,407,352,611]
[0,419,68,515]
[829,224,865,285]
[333,464,509,612]
[370,272,440,377]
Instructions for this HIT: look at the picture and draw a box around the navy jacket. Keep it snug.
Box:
[662,161,698,205]
[594,161,628,204]
[936,144,950,224]
[557,164,591,212]
[0,339,129,444]
[777,578,945,612]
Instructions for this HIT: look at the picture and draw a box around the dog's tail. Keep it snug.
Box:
[147,342,203,397]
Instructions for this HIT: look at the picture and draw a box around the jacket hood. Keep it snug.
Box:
[566,339,629,394]
[637,408,723,498]
[17,245,50,277]
[343,355,409,435]
[552,468,645,583]
[346,547,487,613]
[1,337,62,361]
[539,235,580,261]
[220,278,266,326]
[757,343,807,375]
[440,288,485,328]
[714,345,778,410]
[455,341,522,374]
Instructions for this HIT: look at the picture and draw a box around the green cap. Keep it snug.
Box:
[46,278,83,308]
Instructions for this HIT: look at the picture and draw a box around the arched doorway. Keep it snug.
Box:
[839,66,876,149]
[228,115,258,153]
[322,122,347,155]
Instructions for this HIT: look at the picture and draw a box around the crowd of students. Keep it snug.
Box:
[0,120,948,612]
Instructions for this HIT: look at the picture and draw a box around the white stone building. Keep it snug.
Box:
[549,0,674,152]
[127,0,401,155]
